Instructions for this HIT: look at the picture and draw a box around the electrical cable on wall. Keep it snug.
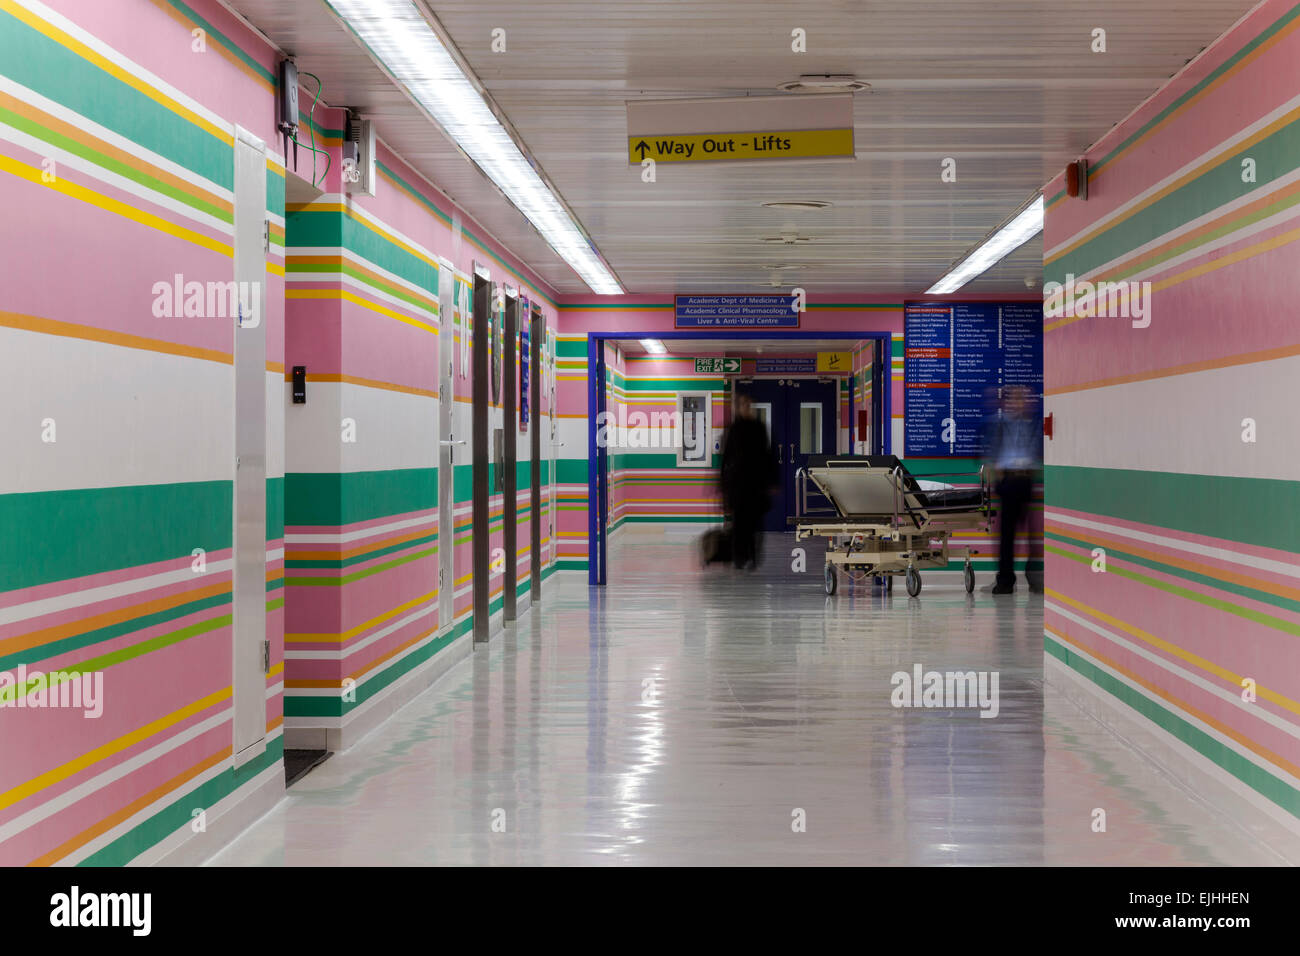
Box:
[290,71,331,189]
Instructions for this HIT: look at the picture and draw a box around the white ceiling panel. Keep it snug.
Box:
[225,0,1258,296]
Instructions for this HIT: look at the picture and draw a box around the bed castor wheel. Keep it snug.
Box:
[824,564,837,595]
[905,566,921,596]
[964,561,975,593]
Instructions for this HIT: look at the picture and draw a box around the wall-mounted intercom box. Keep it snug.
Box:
[343,113,376,196]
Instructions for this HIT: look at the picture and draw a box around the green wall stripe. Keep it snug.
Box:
[266,476,284,541]
[283,468,436,528]
[285,209,439,294]
[0,8,231,187]
[1045,465,1300,553]
[0,481,230,593]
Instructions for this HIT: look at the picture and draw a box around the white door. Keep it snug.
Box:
[437,262,455,633]
[232,126,267,764]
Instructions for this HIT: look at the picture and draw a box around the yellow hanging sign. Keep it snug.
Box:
[628,128,854,164]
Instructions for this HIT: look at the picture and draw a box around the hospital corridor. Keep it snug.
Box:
[1,0,1298,929]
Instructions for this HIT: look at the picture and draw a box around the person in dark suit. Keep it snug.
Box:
[719,395,779,569]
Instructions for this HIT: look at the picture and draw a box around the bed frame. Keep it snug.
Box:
[792,455,994,596]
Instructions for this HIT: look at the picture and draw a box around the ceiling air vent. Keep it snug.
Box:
[761,200,832,211]
[777,75,870,94]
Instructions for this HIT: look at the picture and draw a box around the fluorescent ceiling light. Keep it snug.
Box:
[640,339,667,354]
[925,195,1043,295]
[324,0,623,295]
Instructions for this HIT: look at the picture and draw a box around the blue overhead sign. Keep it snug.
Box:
[754,357,816,374]
[904,302,1043,457]
[674,294,801,328]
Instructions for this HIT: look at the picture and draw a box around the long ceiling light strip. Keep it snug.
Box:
[925,194,1044,295]
[324,0,623,295]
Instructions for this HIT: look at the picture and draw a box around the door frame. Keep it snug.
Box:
[529,303,543,601]
[585,330,893,586]
[471,264,492,641]
[502,288,519,621]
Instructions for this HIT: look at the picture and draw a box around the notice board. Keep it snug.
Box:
[904,302,1042,456]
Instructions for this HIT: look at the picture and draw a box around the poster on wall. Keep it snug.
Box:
[903,302,1042,456]
[520,323,530,428]
[548,329,557,442]
[458,276,471,378]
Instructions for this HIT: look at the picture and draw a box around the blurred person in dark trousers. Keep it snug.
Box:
[987,386,1043,594]
[719,394,778,570]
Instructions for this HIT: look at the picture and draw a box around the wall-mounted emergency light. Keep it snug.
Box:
[1066,159,1088,200]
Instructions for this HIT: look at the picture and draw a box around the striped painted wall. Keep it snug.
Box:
[0,0,564,864]
[281,105,560,746]
[1042,0,1300,825]
[607,352,728,528]
[0,0,286,865]
[554,332,592,570]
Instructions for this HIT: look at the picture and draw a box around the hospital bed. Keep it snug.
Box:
[792,455,993,596]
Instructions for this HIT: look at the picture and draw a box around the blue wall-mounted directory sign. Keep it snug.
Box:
[675,294,801,328]
[904,302,1043,457]
[754,356,816,374]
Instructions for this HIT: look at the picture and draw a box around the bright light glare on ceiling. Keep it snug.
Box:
[926,195,1044,295]
[324,0,622,295]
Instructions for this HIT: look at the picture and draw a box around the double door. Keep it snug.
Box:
[734,378,837,533]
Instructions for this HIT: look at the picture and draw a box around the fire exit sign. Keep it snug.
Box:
[694,357,741,374]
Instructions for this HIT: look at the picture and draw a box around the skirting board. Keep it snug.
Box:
[138,762,285,867]
[1044,652,1300,865]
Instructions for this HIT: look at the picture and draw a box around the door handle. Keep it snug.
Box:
[777,444,783,464]
[789,442,794,462]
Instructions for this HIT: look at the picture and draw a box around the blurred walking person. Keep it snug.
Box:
[719,394,778,570]
[987,386,1043,594]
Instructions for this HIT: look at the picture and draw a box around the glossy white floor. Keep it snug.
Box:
[210,533,1283,866]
